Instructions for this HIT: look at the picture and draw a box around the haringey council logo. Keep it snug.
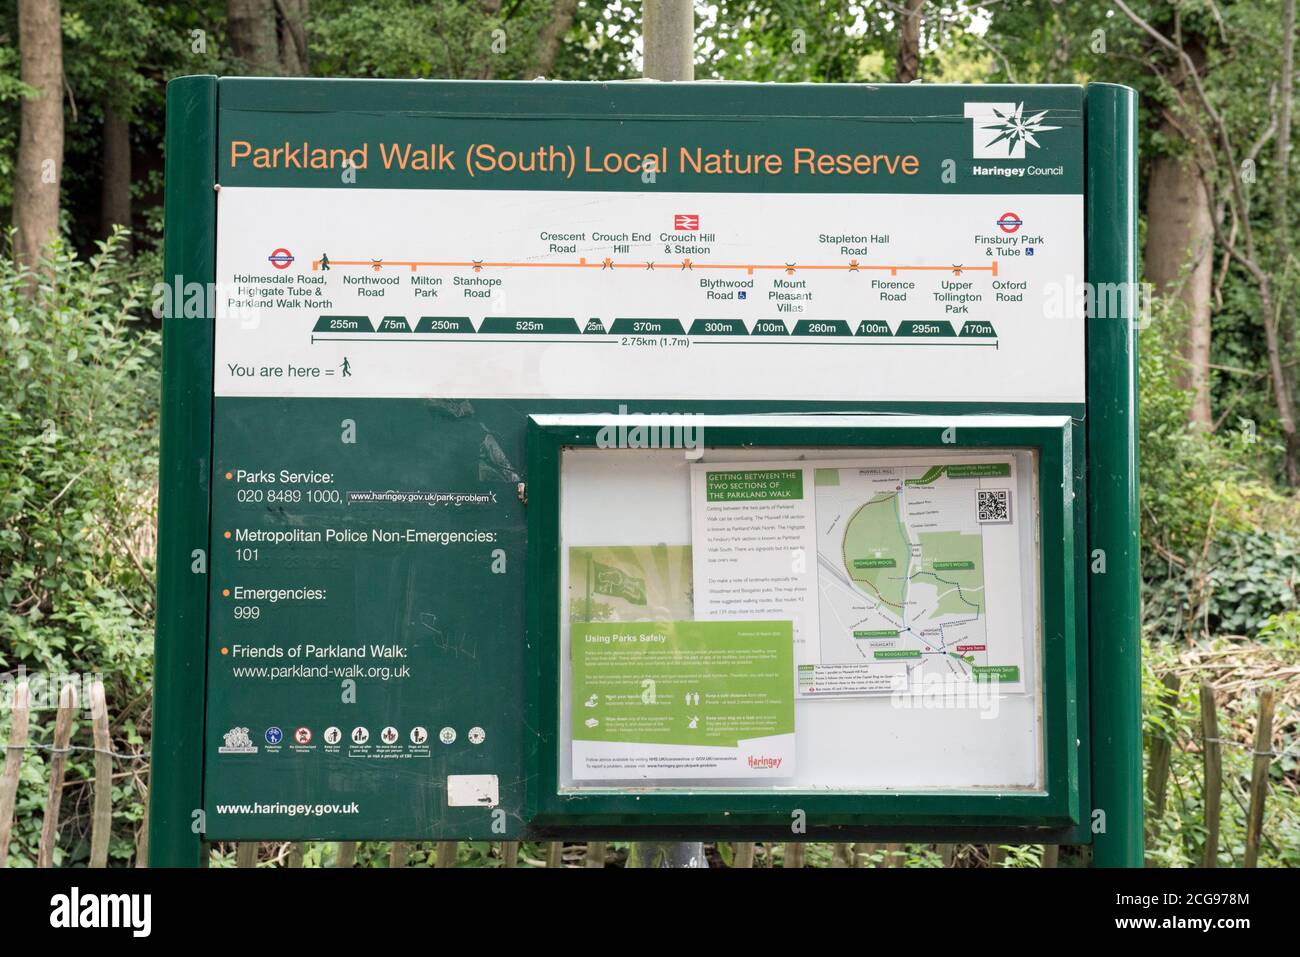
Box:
[963,102,1060,160]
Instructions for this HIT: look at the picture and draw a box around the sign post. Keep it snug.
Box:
[151,76,1140,865]
[1084,82,1143,868]
[630,0,705,871]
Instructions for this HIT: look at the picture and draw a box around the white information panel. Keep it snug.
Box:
[556,422,1045,792]
[213,186,1084,403]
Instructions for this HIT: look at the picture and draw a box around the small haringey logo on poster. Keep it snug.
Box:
[218,726,257,754]
[963,102,1060,160]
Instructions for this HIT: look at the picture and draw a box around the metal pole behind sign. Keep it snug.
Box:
[626,841,707,868]
[642,0,695,81]
[626,0,705,870]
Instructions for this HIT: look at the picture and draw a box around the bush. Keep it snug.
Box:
[0,232,157,866]
[1138,300,1300,642]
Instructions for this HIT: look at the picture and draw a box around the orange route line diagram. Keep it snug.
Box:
[312,258,1000,278]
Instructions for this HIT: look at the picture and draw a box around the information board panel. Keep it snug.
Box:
[555,442,1046,791]
[152,78,1140,861]
[525,413,1079,833]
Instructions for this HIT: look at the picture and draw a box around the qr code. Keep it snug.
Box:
[976,488,1012,524]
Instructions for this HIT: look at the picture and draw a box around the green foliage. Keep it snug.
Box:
[0,231,157,866]
[309,0,573,80]
[0,21,31,211]
[553,0,642,80]
[697,1,894,82]
[1142,642,1300,869]
[1203,530,1300,634]
[1138,296,1300,642]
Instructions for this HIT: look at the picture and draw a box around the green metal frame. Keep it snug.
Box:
[524,417,1080,840]
[1084,84,1143,867]
[150,76,218,867]
[149,76,1139,862]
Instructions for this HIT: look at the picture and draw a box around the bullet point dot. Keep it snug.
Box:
[225,471,233,480]
[222,588,230,597]
[220,647,229,655]
[223,531,231,539]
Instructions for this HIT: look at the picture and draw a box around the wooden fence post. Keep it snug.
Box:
[987,845,1005,867]
[1199,682,1222,868]
[939,843,956,867]
[585,841,605,868]
[236,842,258,867]
[134,781,150,868]
[500,841,519,868]
[287,843,305,867]
[435,841,457,867]
[89,681,113,868]
[335,841,357,867]
[389,841,411,867]
[37,683,77,868]
[783,842,805,868]
[0,680,30,867]
[1244,688,1275,868]
[732,842,755,868]
[1041,845,1059,867]
[545,842,563,867]
[1147,673,1182,824]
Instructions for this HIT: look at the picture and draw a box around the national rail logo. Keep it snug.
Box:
[963,102,1061,160]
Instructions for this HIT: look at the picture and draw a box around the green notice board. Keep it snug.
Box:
[152,77,1140,865]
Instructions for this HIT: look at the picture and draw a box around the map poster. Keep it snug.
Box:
[691,456,1029,698]
[569,620,795,781]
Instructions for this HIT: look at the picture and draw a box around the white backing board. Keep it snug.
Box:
[557,438,1045,792]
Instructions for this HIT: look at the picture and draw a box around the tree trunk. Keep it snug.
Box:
[14,0,65,279]
[227,0,279,73]
[277,0,309,75]
[529,0,579,78]
[894,0,924,83]
[1145,116,1214,429]
[100,103,132,249]
[229,0,308,75]
[1273,0,1297,481]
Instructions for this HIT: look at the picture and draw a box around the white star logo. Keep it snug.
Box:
[964,102,1061,160]
[981,103,1060,154]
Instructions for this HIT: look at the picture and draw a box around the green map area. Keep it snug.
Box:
[915,531,985,618]
[842,493,911,610]
[841,495,986,623]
